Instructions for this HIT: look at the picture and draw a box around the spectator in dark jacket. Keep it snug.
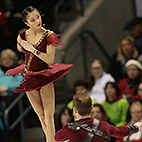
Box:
[124,18,142,54]
[109,36,139,82]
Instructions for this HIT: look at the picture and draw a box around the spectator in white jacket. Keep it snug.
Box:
[88,59,115,103]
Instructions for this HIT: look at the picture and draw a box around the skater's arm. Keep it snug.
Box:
[17,34,25,53]
[101,121,139,138]
[20,39,55,65]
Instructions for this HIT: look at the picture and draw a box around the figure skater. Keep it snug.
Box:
[5,6,73,142]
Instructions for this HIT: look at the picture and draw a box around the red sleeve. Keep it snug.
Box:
[100,121,129,138]
[116,138,124,142]
[54,125,69,141]
[118,78,128,96]
[46,33,65,47]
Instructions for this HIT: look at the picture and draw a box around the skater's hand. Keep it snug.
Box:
[134,122,142,132]
[20,40,35,53]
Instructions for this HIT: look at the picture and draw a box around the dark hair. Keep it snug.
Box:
[88,59,104,91]
[73,93,92,116]
[134,82,142,95]
[104,82,120,97]
[74,79,89,90]
[92,104,110,121]
[21,6,39,22]
[55,106,73,131]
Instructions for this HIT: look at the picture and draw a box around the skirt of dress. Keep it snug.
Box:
[5,63,73,92]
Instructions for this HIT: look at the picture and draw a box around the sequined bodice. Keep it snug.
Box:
[20,30,49,72]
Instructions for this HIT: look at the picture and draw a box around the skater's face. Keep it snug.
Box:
[91,106,103,120]
[130,103,142,122]
[138,83,142,98]
[105,84,117,99]
[120,39,133,58]
[61,109,72,126]
[75,86,88,94]
[127,65,141,79]
[25,10,42,29]
[91,61,103,79]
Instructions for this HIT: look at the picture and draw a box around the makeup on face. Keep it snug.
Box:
[26,11,42,28]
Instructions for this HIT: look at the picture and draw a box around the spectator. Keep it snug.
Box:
[73,79,89,94]
[116,101,142,142]
[67,79,97,113]
[91,104,116,142]
[109,36,139,82]
[101,82,129,126]
[88,59,115,103]
[131,82,142,103]
[92,104,111,122]
[124,18,142,54]
[55,106,74,132]
[118,59,142,101]
[0,49,22,96]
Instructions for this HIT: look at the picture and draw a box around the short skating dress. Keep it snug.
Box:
[5,30,73,92]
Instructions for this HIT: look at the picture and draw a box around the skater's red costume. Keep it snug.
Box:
[5,30,73,92]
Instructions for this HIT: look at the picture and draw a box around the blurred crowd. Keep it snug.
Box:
[1,0,142,141]
[55,18,142,142]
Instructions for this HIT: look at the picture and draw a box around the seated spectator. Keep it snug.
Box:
[67,79,97,112]
[101,82,129,127]
[0,49,22,141]
[109,36,139,82]
[92,104,112,122]
[131,82,142,103]
[0,49,22,96]
[88,59,115,103]
[55,106,74,132]
[91,104,116,142]
[124,18,142,54]
[116,101,142,142]
[73,79,89,94]
[118,59,142,101]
